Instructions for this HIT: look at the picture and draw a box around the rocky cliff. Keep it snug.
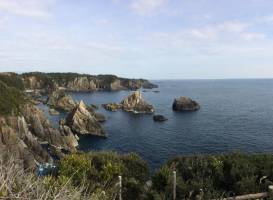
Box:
[0,79,78,169]
[21,72,157,91]
[0,104,78,169]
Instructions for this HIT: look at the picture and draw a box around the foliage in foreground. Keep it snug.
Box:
[0,159,92,200]
[58,152,150,200]
[1,152,273,200]
[151,152,273,199]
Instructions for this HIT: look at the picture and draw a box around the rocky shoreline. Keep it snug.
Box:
[0,72,202,170]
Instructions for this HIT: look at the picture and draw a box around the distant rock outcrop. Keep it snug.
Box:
[172,97,200,111]
[120,91,154,113]
[66,101,106,137]
[47,90,77,111]
[102,103,122,111]
[153,115,168,122]
[103,91,154,114]
[21,72,158,91]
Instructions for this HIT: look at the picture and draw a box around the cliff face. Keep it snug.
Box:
[21,72,157,91]
[0,104,78,169]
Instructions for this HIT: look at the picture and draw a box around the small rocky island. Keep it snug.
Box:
[47,90,77,111]
[66,100,106,137]
[121,91,154,113]
[172,96,200,111]
[153,115,168,122]
[103,91,154,114]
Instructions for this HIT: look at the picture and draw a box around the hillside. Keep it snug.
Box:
[21,72,157,91]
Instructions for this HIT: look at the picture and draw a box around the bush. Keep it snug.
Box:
[152,152,273,199]
[58,152,150,200]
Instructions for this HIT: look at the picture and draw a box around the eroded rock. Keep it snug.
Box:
[66,101,106,137]
[120,91,154,113]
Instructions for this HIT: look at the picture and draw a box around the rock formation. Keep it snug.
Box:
[103,91,154,113]
[47,90,77,111]
[153,115,168,122]
[172,97,200,111]
[102,103,122,111]
[66,101,106,137]
[120,91,154,113]
[0,104,78,169]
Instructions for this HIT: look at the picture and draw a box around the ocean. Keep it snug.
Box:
[40,79,273,169]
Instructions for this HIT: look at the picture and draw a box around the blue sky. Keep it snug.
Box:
[0,0,273,79]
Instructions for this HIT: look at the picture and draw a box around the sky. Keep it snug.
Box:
[0,0,273,79]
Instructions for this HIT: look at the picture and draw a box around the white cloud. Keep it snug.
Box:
[130,0,167,15]
[183,21,264,42]
[0,0,54,17]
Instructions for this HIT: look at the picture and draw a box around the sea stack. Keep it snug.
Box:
[66,100,106,137]
[172,97,200,111]
[121,91,154,113]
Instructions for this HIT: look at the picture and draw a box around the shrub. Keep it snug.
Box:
[152,152,273,199]
[58,152,150,200]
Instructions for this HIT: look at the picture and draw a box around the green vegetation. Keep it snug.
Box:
[57,152,273,199]
[1,152,273,199]
[151,152,273,199]
[0,73,24,90]
[22,72,96,88]
[58,152,149,200]
[0,81,27,115]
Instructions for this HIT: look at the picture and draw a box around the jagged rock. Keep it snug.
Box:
[66,100,106,137]
[172,97,200,111]
[0,116,50,169]
[49,108,60,115]
[0,103,78,169]
[47,90,77,111]
[121,91,154,113]
[153,115,168,122]
[102,103,122,111]
[59,125,79,148]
